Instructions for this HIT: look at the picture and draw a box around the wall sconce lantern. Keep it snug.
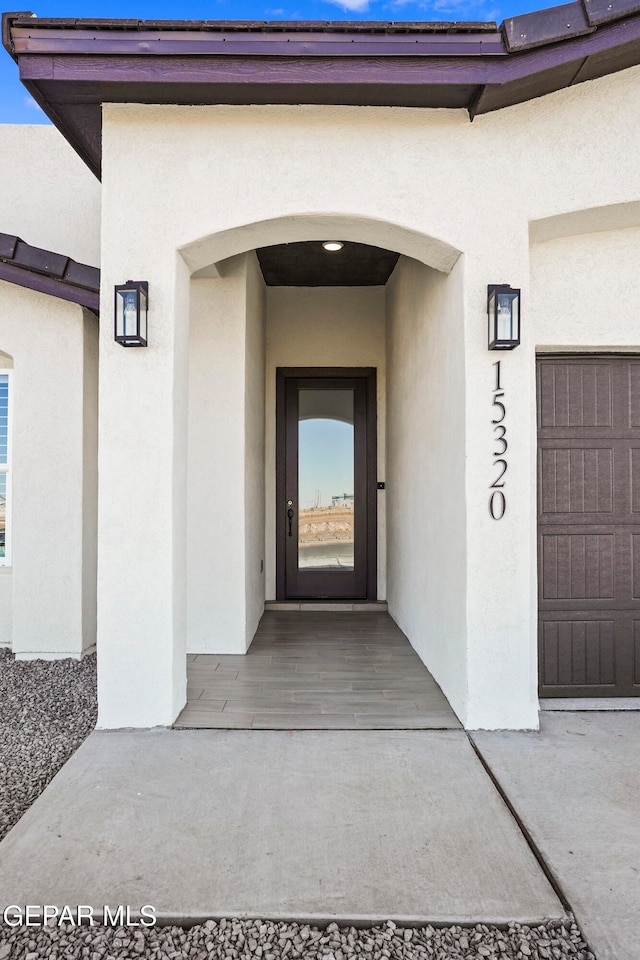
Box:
[114,281,148,347]
[487,284,520,351]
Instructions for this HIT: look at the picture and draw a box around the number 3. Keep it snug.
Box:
[493,424,508,456]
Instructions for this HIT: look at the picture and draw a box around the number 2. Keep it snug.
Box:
[490,459,507,488]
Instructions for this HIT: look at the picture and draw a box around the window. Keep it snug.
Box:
[0,373,10,565]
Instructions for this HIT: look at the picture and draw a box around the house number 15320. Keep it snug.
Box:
[489,360,507,520]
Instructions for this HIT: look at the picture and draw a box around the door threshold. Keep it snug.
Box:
[540,697,640,711]
[265,601,388,612]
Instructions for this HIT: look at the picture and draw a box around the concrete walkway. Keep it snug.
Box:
[0,728,564,927]
[473,712,640,960]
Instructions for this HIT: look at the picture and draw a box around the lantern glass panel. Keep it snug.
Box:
[512,291,520,342]
[124,290,138,339]
[138,286,148,344]
[116,287,139,341]
[115,290,124,340]
[488,288,497,346]
[497,292,514,341]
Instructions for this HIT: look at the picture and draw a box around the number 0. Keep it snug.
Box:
[489,490,506,520]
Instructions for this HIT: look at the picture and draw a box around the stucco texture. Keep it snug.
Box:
[0,281,97,657]
[0,125,100,266]
[386,257,468,726]
[186,254,265,655]
[532,227,640,350]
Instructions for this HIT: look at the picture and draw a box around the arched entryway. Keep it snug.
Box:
[175,213,467,729]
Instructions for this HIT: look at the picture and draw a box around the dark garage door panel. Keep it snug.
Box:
[537,357,640,697]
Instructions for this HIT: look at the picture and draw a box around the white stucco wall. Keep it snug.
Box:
[186,253,265,654]
[531,227,640,350]
[386,257,467,724]
[96,243,191,727]
[96,62,640,727]
[265,286,386,600]
[0,353,12,647]
[462,247,538,730]
[82,311,99,654]
[0,571,11,647]
[0,125,100,265]
[245,254,267,642]
[187,269,246,652]
[0,281,97,658]
[0,126,100,658]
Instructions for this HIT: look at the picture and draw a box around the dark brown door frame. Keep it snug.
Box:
[276,367,377,601]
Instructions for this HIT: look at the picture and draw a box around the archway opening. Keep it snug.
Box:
[179,212,461,279]
[180,215,467,729]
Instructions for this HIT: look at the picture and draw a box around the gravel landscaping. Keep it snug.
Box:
[0,646,97,842]
[0,917,596,959]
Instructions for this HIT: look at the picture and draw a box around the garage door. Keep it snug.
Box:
[537,356,640,697]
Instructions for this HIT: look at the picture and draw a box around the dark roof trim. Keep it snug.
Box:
[4,0,640,180]
[0,233,100,313]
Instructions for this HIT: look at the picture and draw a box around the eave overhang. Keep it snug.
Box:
[3,0,640,180]
[0,232,100,313]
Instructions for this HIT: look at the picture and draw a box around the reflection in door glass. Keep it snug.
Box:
[298,389,354,572]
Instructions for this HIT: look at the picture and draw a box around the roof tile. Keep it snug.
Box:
[503,1,595,51]
[583,0,640,25]
[0,233,18,260]
[7,15,499,35]
[13,239,68,278]
[63,260,100,291]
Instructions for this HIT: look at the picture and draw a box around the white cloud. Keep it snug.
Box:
[388,0,499,16]
[326,0,371,11]
[23,95,42,112]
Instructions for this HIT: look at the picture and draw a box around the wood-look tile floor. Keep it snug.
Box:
[175,612,461,729]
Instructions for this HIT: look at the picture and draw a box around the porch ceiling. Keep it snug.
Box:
[256,241,400,286]
[4,0,640,179]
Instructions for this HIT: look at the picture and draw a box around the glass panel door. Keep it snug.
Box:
[278,371,375,601]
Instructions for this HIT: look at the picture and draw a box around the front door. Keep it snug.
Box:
[276,368,377,600]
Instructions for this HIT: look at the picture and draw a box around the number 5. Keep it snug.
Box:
[491,393,506,424]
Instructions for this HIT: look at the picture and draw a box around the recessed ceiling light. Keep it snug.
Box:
[322,241,344,252]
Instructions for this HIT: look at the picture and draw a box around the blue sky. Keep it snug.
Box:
[1,0,556,123]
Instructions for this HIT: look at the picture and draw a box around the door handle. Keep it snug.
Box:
[287,508,294,537]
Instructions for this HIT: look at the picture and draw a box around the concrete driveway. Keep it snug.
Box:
[473,712,640,960]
